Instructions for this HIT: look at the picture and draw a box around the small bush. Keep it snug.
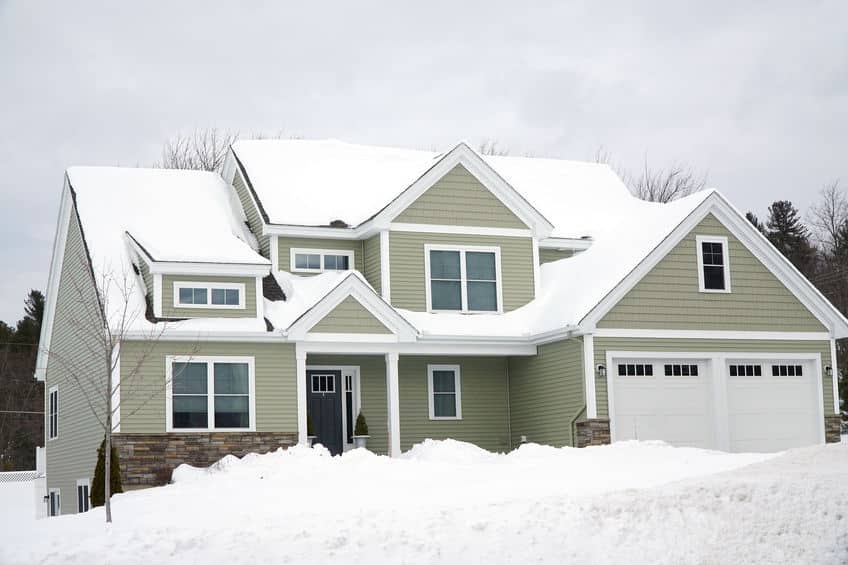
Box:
[90,438,123,508]
[354,412,368,436]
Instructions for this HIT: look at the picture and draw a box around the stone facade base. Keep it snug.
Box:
[576,418,611,448]
[825,415,842,444]
[111,432,297,488]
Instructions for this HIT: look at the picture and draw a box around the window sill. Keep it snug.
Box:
[698,288,732,294]
[428,417,462,421]
[428,310,503,315]
[166,428,256,433]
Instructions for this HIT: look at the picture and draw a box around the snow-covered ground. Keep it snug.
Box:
[2,440,847,564]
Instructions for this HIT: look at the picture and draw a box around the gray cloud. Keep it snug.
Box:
[1,1,846,322]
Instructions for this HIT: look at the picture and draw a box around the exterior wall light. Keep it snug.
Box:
[597,364,607,378]
[825,365,833,377]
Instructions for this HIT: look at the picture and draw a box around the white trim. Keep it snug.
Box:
[296,350,307,445]
[593,328,832,341]
[531,237,541,298]
[147,260,269,277]
[830,338,840,414]
[296,340,537,356]
[35,179,73,381]
[164,356,257,432]
[380,230,391,302]
[386,352,401,457]
[255,276,264,321]
[539,237,593,251]
[111,345,120,433]
[301,333,400,343]
[390,223,532,238]
[583,335,597,418]
[263,224,361,239]
[75,478,90,513]
[289,248,355,274]
[427,364,462,420]
[153,273,163,318]
[307,365,361,451]
[172,281,246,310]
[47,386,58,441]
[48,488,61,517]
[695,234,731,293]
[270,235,280,272]
[424,244,503,314]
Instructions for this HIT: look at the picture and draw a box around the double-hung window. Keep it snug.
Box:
[174,282,245,309]
[167,357,255,431]
[427,365,461,420]
[48,386,58,440]
[426,246,501,313]
[76,479,90,513]
[696,235,731,292]
[291,249,354,273]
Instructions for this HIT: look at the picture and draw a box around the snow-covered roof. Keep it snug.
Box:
[66,167,269,332]
[230,139,629,239]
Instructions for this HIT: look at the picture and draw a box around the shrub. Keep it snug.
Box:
[354,412,368,436]
[90,438,123,508]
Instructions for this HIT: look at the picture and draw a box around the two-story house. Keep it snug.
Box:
[37,139,846,515]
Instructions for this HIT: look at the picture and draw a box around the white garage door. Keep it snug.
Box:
[726,360,819,452]
[612,359,716,449]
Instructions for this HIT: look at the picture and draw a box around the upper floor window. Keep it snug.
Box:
[696,235,731,293]
[425,245,502,313]
[174,282,245,309]
[166,357,255,431]
[291,248,354,273]
[48,386,58,440]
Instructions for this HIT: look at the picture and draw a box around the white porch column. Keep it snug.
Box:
[296,349,308,445]
[386,352,401,457]
[583,335,597,418]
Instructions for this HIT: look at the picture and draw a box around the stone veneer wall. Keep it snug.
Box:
[825,415,842,444]
[112,432,297,488]
[575,419,611,448]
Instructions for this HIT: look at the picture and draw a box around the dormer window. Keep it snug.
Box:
[696,235,731,293]
[291,248,354,273]
[174,282,245,309]
[425,245,502,313]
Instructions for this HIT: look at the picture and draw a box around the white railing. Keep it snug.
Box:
[0,470,38,484]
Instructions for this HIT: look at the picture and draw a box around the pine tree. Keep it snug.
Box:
[354,412,369,436]
[90,438,123,508]
[745,211,766,235]
[765,200,817,277]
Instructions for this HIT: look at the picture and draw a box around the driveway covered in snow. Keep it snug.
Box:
[2,440,847,564]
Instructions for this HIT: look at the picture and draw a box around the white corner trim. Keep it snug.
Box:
[153,273,163,317]
[270,235,279,272]
[255,276,264,321]
[423,244,503,314]
[111,344,120,433]
[35,180,74,381]
[295,349,307,445]
[427,364,462,420]
[289,247,355,274]
[592,328,832,341]
[164,355,257,433]
[531,237,541,299]
[172,281,247,310]
[695,234,731,293]
[380,230,391,302]
[390,223,532,238]
[830,338,840,414]
[583,335,597,418]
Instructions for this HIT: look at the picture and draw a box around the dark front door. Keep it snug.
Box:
[306,370,343,455]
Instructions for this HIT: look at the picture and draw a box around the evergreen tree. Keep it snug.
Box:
[765,200,817,277]
[745,211,766,235]
[90,438,123,508]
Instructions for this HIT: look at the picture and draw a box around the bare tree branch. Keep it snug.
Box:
[809,180,846,251]
[478,139,510,156]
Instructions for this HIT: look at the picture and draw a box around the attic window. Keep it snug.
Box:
[291,249,353,273]
[696,235,731,293]
[174,282,246,309]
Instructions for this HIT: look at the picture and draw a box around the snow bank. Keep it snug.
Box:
[6,440,844,564]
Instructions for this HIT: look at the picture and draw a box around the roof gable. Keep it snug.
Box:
[310,296,392,334]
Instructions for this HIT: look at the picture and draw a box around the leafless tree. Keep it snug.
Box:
[809,180,847,250]
[157,128,299,173]
[44,254,194,522]
[478,139,510,156]
[594,147,706,203]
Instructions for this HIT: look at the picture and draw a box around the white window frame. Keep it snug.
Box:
[48,488,61,517]
[165,356,257,432]
[76,478,90,513]
[290,248,355,274]
[424,244,503,314]
[173,281,246,310]
[427,364,462,420]
[696,235,731,293]
[48,386,58,441]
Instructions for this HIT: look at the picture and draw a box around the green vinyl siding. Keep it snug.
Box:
[119,341,297,433]
[398,356,509,452]
[161,275,258,318]
[310,296,391,334]
[389,231,535,312]
[138,259,153,298]
[508,338,584,448]
[599,214,825,331]
[278,237,364,275]
[363,234,382,295]
[232,168,270,258]
[45,205,108,514]
[306,354,388,455]
[396,165,527,229]
[539,248,574,264]
[592,337,832,418]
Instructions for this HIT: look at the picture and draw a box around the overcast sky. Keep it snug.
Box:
[0,1,846,324]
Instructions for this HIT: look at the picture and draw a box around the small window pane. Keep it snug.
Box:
[214,396,249,428]
[635,364,644,376]
[433,394,457,418]
[681,365,690,376]
[430,250,461,279]
[754,365,761,376]
[772,365,779,376]
[211,288,226,305]
[432,370,456,393]
[690,365,698,376]
[702,242,724,266]
[665,364,673,376]
[467,281,497,311]
[323,255,350,271]
[296,253,321,270]
[214,363,249,394]
[703,266,725,290]
[466,252,496,281]
[173,363,208,394]
[796,365,803,376]
[645,365,653,376]
[324,255,337,270]
[179,287,194,304]
[172,396,208,428]
[619,364,627,376]
[730,365,737,376]
[431,280,462,310]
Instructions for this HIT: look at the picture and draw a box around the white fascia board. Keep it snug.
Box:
[297,340,536,356]
[123,330,284,342]
[538,237,593,250]
[35,179,74,381]
[262,223,362,239]
[593,328,833,341]
[146,260,270,277]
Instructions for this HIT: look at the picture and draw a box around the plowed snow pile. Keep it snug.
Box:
[3,440,847,564]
